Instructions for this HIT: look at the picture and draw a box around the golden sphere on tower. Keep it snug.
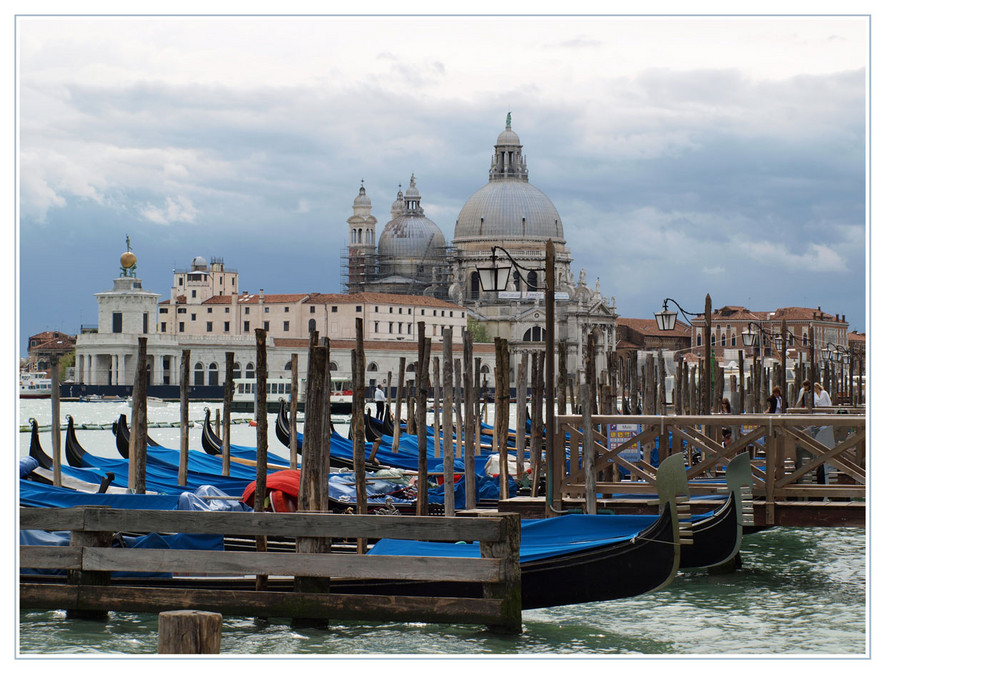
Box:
[120,251,137,269]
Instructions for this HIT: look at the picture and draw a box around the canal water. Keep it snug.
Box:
[17,400,867,656]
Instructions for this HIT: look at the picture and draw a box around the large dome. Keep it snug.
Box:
[454,181,564,244]
[453,115,565,246]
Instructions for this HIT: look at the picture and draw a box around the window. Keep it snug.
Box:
[244,307,249,314]
[375,322,379,333]
[264,321,269,331]
[283,321,289,331]
[207,307,213,313]
[206,322,213,333]
[178,308,187,314]
[310,306,315,314]
[159,307,168,314]
[142,313,148,334]
[356,306,362,312]
[711,334,716,346]
[191,313,196,321]
[284,306,289,313]
[243,321,250,332]
[308,319,316,332]
[112,312,123,333]
[225,307,230,313]
[522,326,545,342]
[265,307,269,313]
[331,306,338,312]
[224,321,230,332]
[161,322,166,332]
[179,322,185,333]
[192,290,197,299]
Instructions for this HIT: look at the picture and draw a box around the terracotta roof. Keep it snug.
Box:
[848,331,866,343]
[616,317,691,337]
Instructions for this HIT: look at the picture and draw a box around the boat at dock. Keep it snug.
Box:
[231,375,353,414]
[19,372,52,399]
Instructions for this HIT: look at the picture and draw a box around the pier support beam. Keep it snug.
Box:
[158,610,222,654]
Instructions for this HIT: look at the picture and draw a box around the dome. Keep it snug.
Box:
[453,114,565,245]
[378,175,446,261]
[379,214,447,260]
[191,256,208,271]
[353,185,371,208]
[454,180,564,244]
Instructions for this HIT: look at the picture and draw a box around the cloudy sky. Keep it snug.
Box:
[16,13,868,355]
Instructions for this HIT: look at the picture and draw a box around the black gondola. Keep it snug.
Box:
[112,413,162,458]
[681,452,752,569]
[24,418,115,493]
[63,415,89,468]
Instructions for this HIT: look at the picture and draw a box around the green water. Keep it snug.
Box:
[18,526,866,656]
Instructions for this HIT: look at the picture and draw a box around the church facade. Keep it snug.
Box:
[344,115,618,379]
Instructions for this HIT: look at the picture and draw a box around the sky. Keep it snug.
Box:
[15,13,869,357]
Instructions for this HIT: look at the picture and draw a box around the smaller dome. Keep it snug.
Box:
[353,184,371,208]
[497,112,521,145]
[192,256,208,271]
[404,173,420,198]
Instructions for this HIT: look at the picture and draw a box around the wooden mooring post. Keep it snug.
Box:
[158,610,221,654]
[178,349,190,486]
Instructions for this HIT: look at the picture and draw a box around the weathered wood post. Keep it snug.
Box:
[352,318,367,517]
[392,356,405,453]
[222,352,234,477]
[253,329,269,593]
[433,356,442,458]
[128,337,148,494]
[780,318,789,406]
[50,360,62,487]
[179,349,190,486]
[288,353,299,469]
[66,507,111,620]
[495,337,511,500]
[158,611,222,654]
[416,327,429,515]
[442,327,455,516]
[464,330,476,510]
[480,512,523,635]
[454,358,465,502]
[582,382,596,515]
[515,353,528,484]
[294,337,332,630]
[703,294,712,416]
[543,238,558,514]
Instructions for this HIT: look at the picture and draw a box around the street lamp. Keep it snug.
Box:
[654,298,701,332]
[476,246,541,293]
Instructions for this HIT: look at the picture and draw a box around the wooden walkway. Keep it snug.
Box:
[548,412,865,527]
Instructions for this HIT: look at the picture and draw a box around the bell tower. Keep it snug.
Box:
[346,181,378,293]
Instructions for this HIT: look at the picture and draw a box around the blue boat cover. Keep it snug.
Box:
[368,513,660,562]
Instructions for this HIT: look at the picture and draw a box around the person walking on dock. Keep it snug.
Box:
[375,384,387,421]
[813,383,832,408]
[795,380,813,408]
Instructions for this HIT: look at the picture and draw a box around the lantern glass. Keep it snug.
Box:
[741,330,757,348]
[476,262,511,292]
[655,308,678,332]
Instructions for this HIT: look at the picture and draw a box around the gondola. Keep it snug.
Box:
[112,413,161,458]
[22,418,118,494]
[321,453,689,609]
[679,452,751,569]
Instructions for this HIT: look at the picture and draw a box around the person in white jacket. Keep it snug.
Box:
[813,383,833,407]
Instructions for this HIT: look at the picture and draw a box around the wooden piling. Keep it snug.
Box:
[179,350,190,486]
[222,352,234,477]
[529,353,544,498]
[442,328,455,517]
[352,318,367,517]
[393,357,405,453]
[464,330,476,510]
[128,337,148,494]
[50,360,62,488]
[158,610,222,654]
[515,353,527,483]
[288,353,299,470]
[495,337,511,500]
[253,329,269,594]
[416,327,429,515]
[581,382,596,515]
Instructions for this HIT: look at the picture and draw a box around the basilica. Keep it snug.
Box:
[344,114,618,377]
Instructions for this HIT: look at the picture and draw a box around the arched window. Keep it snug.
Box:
[208,362,219,386]
[308,318,316,333]
[527,271,538,291]
[731,334,737,347]
[470,271,480,300]
[233,362,242,379]
[406,363,416,372]
[329,361,339,371]
[368,362,379,372]
[245,363,255,381]
[711,334,717,346]
[513,271,521,291]
[194,362,205,386]
[697,334,703,347]
[522,326,545,342]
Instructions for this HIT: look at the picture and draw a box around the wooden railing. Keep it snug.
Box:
[19,507,522,633]
[555,413,865,524]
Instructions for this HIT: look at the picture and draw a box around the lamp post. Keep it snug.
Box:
[740,320,794,412]
[655,295,711,414]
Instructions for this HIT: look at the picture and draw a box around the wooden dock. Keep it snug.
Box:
[20,506,523,633]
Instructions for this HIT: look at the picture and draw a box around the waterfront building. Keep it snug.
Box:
[25,330,76,375]
[73,248,477,395]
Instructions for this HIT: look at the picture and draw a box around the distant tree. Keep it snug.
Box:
[58,350,76,379]
[467,318,490,343]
